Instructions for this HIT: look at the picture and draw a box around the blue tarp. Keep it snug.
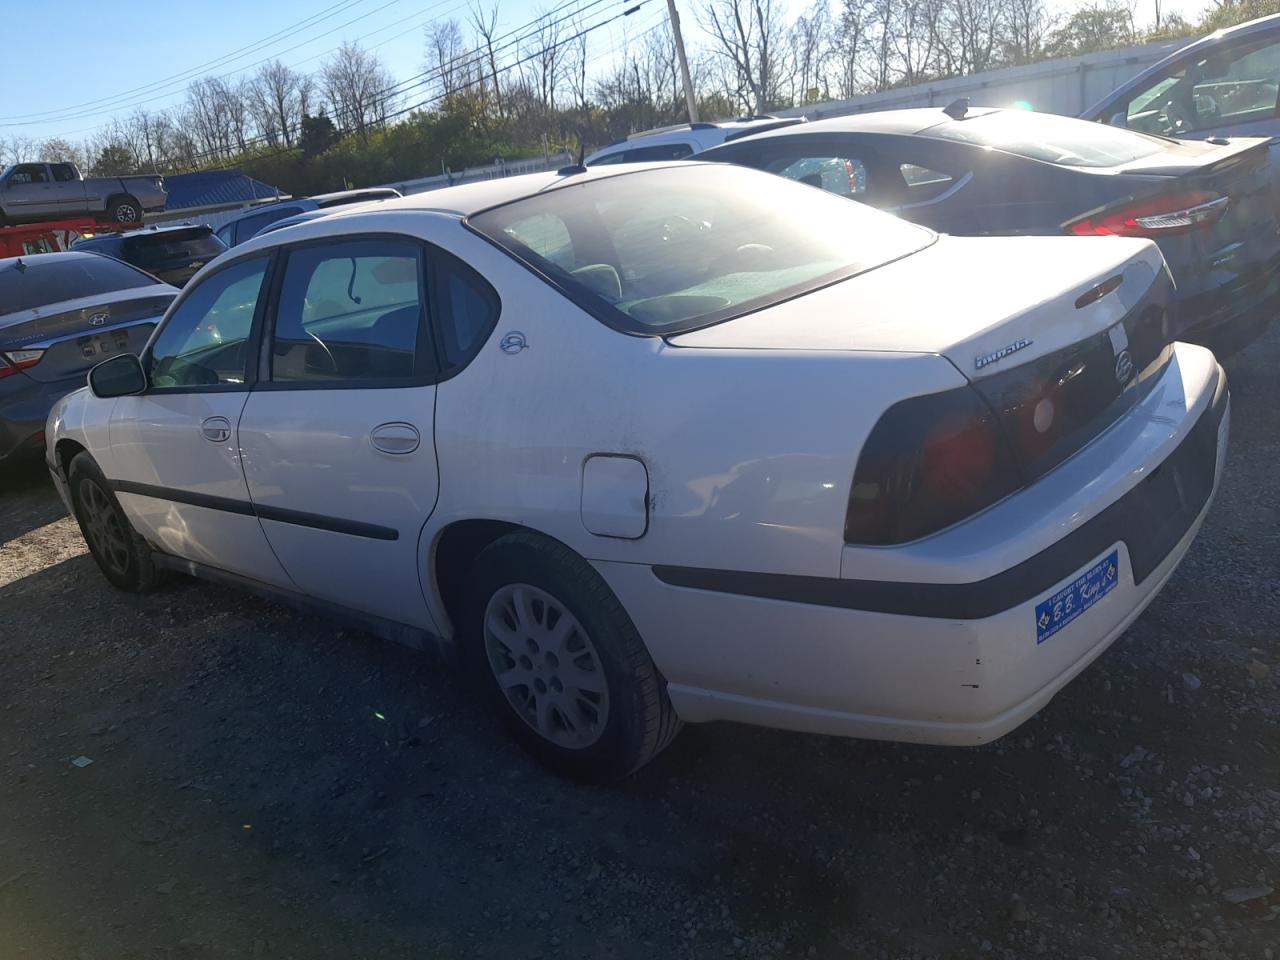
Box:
[162,170,286,210]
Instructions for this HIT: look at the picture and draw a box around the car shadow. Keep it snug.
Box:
[0,458,67,544]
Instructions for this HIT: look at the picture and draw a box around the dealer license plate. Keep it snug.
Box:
[1035,550,1119,644]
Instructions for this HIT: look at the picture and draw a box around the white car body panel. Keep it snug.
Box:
[595,343,1228,739]
[44,167,1228,751]
[237,387,442,631]
[109,392,296,589]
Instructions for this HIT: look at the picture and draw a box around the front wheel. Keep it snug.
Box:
[462,531,680,782]
[68,452,161,592]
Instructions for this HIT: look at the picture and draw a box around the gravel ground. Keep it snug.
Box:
[1,326,1279,960]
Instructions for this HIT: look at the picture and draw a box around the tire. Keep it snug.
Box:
[106,196,142,223]
[67,452,161,593]
[461,530,681,782]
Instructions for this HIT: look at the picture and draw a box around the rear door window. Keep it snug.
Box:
[269,237,428,384]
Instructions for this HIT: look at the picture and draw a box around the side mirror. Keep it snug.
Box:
[88,353,147,398]
[1108,111,1128,128]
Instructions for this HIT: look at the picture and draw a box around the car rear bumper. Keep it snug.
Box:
[0,373,81,466]
[1178,260,1280,348]
[597,344,1228,744]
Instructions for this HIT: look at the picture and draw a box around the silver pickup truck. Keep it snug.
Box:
[0,162,166,224]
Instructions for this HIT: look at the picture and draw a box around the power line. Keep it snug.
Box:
[187,0,653,172]
[0,0,374,123]
[0,0,403,129]
[171,0,630,168]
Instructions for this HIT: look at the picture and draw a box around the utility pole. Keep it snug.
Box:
[665,0,699,123]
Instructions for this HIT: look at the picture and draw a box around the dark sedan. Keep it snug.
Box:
[72,224,226,288]
[0,253,176,466]
[214,187,402,247]
[704,105,1280,351]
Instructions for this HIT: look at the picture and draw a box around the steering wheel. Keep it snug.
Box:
[1158,96,1194,135]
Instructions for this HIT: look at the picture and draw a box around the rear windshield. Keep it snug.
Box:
[123,229,225,267]
[927,110,1167,167]
[0,255,158,315]
[468,164,933,334]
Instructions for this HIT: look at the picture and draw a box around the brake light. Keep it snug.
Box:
[845,386,1022,545]
[1066,192,1228,238]
[0,349,44,379]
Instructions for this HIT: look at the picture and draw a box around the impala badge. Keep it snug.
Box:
[499,331,529,354]
[974,338,1032,370]
[88,313,109,327]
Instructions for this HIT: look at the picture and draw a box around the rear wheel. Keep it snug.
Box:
[462,530,680,782]
[68,452,160,592]
[106,196,141,223]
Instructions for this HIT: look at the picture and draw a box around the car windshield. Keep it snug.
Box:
[123,229,225,267]
[468,165,933,334]
[0,255,158,315]
[927,110,1167,167]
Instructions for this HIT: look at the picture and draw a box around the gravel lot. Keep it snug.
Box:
[2,327,1279,960]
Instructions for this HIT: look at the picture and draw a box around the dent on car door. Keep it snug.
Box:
[1108,34,1280,139]
[236,235,495,632]
[107,254,295,588]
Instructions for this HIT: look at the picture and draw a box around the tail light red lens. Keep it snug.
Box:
[0,349,44,379]
[1066,192,1228,238]
[845,386,1022,545]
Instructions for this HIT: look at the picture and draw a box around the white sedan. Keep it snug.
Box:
[45,163,1229,781]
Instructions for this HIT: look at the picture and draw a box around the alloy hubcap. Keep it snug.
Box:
[483,583,609,749]
[79,480,130,575]
[116,205,137,222]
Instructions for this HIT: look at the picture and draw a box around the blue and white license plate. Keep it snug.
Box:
[1035,550,1120,644]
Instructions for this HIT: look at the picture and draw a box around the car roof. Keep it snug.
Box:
[0,250,106,269]
[721,106,1004,142]
[311,187,402,205]
[229,163,727,257]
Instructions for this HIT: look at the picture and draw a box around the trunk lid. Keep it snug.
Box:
[1115,136,1280,301]
[0,287,174,383]
[670,234,1175,483]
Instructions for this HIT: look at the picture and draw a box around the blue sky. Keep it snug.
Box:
[7,0,1203,146]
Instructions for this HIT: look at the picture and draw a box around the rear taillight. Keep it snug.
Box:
[1066,192,1228,238]
[0,349,44,379]
[845,386,1021,545]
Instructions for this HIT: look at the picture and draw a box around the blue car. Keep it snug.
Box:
[215,187,402,247]
[704,104,1280,352]
[0,252,175,467]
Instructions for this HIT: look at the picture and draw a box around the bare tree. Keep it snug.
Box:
[321,42,397,139]
[470,1,505,117]
[425,19,470,101]
[833,0,873,98]
[522,7,565,113]
[790,0,832,103]
[1001,0,1054,63]
[249,60,310,147]
[699,0,790,114]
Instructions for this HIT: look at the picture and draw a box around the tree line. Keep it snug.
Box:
[2,0,1276,197]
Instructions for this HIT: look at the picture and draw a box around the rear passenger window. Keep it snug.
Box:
[270,238,427,384]
[432,250,501,373]
[774,155,867,197]
[899,163,955,202]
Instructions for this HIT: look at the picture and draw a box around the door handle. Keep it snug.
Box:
[201,416,231,443]
[370,422,420,455]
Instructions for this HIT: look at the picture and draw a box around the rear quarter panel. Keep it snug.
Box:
[407,217,963,586]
